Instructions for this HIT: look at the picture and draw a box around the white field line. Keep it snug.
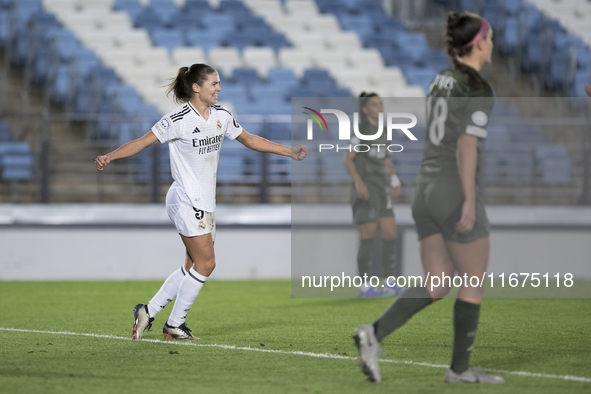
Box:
[1,327,590,383]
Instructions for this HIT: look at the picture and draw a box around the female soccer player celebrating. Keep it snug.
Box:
[95,64,307,340]
[343,92,401,297]
[353,12,504,384]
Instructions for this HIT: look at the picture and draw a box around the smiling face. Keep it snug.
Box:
[193,72,221,106]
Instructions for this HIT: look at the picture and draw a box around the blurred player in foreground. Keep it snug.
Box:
[343,92,402,297]
[95,64,307,340]
[353,12,504,384]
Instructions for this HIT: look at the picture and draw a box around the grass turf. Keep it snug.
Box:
[0,280,589,393]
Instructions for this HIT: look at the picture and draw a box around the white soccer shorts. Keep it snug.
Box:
[166,182,216,241]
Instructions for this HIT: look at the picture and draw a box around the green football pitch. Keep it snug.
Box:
[0,281,589,394]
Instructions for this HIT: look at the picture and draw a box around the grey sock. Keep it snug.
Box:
[451,300,481,374]
[373,286,432,342]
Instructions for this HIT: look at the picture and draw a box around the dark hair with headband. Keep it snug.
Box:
[358,91,380,124]
[166,63,217,104]
[446,12,489,89]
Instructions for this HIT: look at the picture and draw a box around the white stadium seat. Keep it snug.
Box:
[348,49,385,71]
[306,15,341,34]
[326,32,363,51]
[369,68,406,86]
[313,51,347,70]
[284,0,319,15]
[208,48,243,76]
[243,47,278,77]
[172,48,208,68]
[278,48,314,77]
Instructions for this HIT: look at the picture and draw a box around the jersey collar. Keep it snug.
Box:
[187,101,212,118]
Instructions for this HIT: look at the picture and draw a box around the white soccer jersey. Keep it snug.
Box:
[151,102,243,212]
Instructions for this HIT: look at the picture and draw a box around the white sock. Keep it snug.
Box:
[147,266,186,318]
[167,267,207,327]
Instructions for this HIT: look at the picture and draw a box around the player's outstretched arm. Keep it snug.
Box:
[236,130,307,161]
[95,131,159,170]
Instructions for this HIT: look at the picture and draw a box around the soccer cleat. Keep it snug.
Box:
[381,282,401,297]
[163,322,199,340]
[445,367,505,384]
[359,286,390,298]
[133,304,154,340]
[353,324,381,383]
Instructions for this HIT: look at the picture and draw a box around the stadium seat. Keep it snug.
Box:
[184,0,212,13]
[208,47,243,76]
[231,67,262,85]
[186,29,224,54]
[267,67,299,88]
[147,0,179,25]
[172,47,207,68]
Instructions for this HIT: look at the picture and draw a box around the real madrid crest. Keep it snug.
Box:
[216,120,222,130]
[198,221,206,231]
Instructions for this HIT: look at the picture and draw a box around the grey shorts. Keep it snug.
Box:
[351,182,395,224]
[411,181,489,243]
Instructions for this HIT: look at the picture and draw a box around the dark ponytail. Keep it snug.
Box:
[446,12,485,89]
[166,63,217,104]
[359,91,379,124]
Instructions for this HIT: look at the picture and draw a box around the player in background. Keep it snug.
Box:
[586,84,591,97]
[343,92,401,297]
[95,64,307,340]
[353,12,504,384]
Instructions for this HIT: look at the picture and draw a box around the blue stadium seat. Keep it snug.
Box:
[113,0,144,20]
[420,50,449,70]
[267,67,299,88]
[219,84,249,102]
[50,65,71,104]
[363,34,395,51]
[148,0,179,25]
[238,121,262,136]
[184,0,212,13]
[404,67,437,93]
[170,10,204,30]
[500,17,519,55]
[250,85,289,100]
[186,29,223,53]
[222,32,257,51]
[219,0,250,15]
[133,9,166,29]
[201,14,235,32]
[0,121,12,141]
[151,28,185,53]
[0,142,31,155]
[362,1,385,16]
[317,0,349,15]
[522,34,542,72]
[0,12,9,48]
[259,33,291,52]
[393,31,430,63]
[337,14,374,39]
[235,15,266,31]
[265,122,291,140]
[302,69,334,85]
[231,68,262,86]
